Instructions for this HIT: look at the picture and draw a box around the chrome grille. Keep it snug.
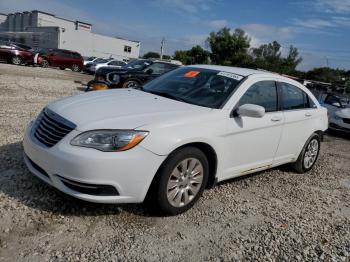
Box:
[32,108,76,147]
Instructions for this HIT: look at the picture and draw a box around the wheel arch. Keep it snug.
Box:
[148,141,218,194]
[123,78,142,86]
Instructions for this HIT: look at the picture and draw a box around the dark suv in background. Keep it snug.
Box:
[0,41,35,65]
[89,59,181,90]
[39,49,84,72]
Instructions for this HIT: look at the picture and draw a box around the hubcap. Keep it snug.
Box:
[304,139,319,169]
[166,158,204,208]
[13,57,21,65]
[72,65,79,71]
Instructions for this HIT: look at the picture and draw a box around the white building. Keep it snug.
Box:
[0,10,140,60]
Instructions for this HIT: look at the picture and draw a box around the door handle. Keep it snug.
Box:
[305,113,312,117]
[271,116,282,122]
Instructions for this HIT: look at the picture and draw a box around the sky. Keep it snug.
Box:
[1,0,350,71]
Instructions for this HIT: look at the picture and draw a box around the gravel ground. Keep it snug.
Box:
[0,63,349,261]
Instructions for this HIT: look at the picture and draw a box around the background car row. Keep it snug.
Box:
[0,40,129,73]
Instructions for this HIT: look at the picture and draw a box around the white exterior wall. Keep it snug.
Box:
[0,14,7,24]
[37,12,140,60]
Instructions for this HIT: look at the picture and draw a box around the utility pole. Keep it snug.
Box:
[160,37,165,59]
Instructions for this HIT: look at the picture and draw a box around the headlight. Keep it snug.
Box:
[71,130,148,152]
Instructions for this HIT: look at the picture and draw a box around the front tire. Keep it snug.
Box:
[148,147,209,215]
[292,133,321,173]
[12,56,22,65]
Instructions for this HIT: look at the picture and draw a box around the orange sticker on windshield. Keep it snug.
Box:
[184,71,200,78]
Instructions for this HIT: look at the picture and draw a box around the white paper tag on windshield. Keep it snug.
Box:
[217,71,243,81]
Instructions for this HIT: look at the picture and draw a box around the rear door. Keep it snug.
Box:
[274,82,318,163]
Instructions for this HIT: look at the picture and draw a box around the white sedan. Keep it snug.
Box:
[91,59,127,72]
[23,65,328,215]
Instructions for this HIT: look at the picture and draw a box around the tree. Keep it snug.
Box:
[305,67,347,84]
[251,41,282,71]
[281,46,303,74]
[142,52,160,59]
[207,27,251,66]
[344,80,350,94]
[251,41,302,74]
[162,54,171,60]
[174,45,210,65]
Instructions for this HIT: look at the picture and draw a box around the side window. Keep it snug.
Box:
[279,82,313,110]
[238,81,278,112]
[324,95,342,108]
[163,63,177,72]
[109,60,124,66]
[146,63,166,74]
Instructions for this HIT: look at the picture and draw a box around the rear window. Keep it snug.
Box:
[279,82,316,110]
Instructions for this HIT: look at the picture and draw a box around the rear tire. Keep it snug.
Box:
[147,147,209,216]
[11,56,22,65]
[59,67,65,70]
[71,64,81,72]
[292,133,321,173]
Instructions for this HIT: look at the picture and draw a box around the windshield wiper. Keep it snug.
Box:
[147,90,186,102]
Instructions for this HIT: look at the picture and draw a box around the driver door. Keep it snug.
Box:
[221,80,284,179]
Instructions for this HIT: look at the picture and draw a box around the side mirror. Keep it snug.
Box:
[236,104,265,118]
[145,68,153,74]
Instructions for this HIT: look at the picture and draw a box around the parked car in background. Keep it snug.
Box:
[0,41,34,65]
[39,49,84,72]
[91,59,127,72]
[87,59,180,90]
[83,56,98,66]
[83,58,112,74]
[319,93,350,133]
[23,65,327,215]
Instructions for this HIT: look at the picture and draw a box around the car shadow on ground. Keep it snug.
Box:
[0,142,151,218]
[325,130,350,141]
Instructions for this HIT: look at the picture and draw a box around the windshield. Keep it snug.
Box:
[124,59,151,70]
[12,43,32,51]
[143,67,244,109]
[87,56,96,61]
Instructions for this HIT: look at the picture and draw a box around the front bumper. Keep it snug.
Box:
[23,123,166,203]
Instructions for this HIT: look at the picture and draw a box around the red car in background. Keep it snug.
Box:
[39,49,84,72]
[0,42,34,65]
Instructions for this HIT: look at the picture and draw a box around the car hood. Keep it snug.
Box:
[335,108,350,118]
[47,89,211,131]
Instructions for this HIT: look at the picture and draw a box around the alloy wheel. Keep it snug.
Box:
[304,139,319,169]
[12,56,22,65]
[166,158,204,207]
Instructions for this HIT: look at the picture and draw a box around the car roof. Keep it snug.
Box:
[190,65,279,77]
